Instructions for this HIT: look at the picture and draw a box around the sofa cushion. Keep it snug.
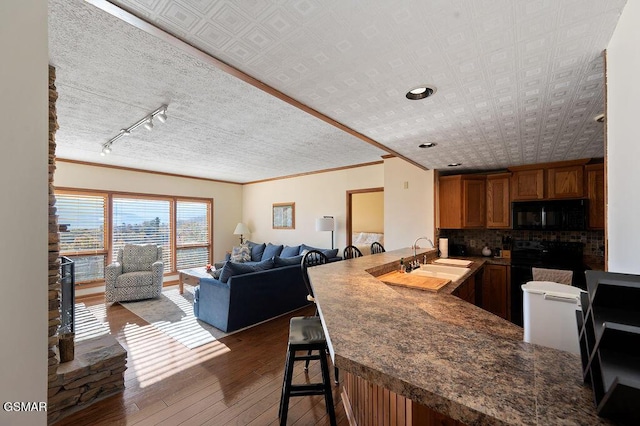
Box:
[261,243,284,261]
[219,258,274,283]
[247,241,266,262]
[230,244,251,262]
[281,245,301,257]
[273,254,303,267]
[300,244,339,260]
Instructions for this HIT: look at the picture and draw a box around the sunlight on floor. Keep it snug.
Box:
[121,321,231,387]
[74,288,239,388]
[74,303,110,342]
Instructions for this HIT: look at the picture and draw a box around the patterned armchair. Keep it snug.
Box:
[105,244,164,303]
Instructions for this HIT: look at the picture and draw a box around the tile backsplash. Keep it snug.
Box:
[439,229,605,258]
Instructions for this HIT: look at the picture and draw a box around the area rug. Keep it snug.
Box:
[120,286,227,349]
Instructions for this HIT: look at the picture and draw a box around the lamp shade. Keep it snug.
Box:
[315,217,335,232]
[234,222,250,235]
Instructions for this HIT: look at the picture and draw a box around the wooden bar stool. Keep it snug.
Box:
[279,316,337,426]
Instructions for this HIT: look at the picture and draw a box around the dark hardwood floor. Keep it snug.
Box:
[54,289,348,425]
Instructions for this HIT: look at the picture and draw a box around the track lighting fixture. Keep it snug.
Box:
[100,104,168,155]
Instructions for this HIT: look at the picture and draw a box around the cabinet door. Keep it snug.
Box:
[511,170,544,200]
[462,178,485,228]
[482,265,510,320]
[438,176,462,229]
[547,165,584,199]
[586,164,605,229]
[486,174,511,228]
[454,275,477,305]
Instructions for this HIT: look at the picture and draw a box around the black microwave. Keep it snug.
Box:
[512,199,588,231]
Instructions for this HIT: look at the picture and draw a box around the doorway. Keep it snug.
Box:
[346,188,384,254]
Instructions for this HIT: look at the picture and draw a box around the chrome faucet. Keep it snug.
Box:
[413,237,435,268]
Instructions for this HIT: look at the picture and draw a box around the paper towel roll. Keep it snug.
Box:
[439,238,449,258]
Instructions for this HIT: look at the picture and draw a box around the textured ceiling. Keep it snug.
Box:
[50,0,626,182]
[48,0,388,183]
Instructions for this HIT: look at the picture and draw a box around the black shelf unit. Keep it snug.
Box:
[60,256,75,334]
[577,271,640,424]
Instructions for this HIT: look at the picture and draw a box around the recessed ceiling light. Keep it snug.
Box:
[418,142,437,148]
[406,85,437,100]
[448,163,462,167]
[594,113,605,123]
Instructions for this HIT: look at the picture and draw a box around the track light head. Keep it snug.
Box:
[157,110,167,123]
[121,129,130,136]
[104,144,111,154]
[143,118,154,131]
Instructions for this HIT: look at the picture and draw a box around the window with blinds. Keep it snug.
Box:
[56,192,108,282]
[176,200,211,269]
[54,189,213,283]
[112,197,172,273]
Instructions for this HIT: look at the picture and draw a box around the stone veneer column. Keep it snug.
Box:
[47,65,62,422]
[46,65,127,425]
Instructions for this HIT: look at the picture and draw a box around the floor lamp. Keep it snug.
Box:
[315,216,335,249]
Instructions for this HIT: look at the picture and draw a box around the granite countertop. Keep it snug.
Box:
[308,248,610,426]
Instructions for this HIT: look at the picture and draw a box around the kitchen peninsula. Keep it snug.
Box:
[308,248,611,425]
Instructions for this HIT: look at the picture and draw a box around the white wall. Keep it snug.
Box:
[0,0,48,423]
[54,162,243,283]
[242,164,384,250]
[352,191,384,233]
[384,157,435,250]
[606,1,640,274]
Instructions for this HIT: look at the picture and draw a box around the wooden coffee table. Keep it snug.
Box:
[178,266,215,294]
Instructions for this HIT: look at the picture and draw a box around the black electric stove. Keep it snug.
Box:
[510,240,586,326]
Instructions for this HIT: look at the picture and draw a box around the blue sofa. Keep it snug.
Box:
[193,241,340,332]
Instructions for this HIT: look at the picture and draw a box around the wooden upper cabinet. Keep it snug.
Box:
[586,163,605,229]
[438,175,486,229]
[547,165,584,199]
[486,173,511,229]
[511,169,544,200]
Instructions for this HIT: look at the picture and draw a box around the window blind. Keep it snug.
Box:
[56,193,107,282]
[176,201,210,269]
[112,197,172,273]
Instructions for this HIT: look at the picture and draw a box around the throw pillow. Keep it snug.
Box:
[230,244,251,262]
[300,244,338,260]
[281,245,301,257]
[219,258,274,283]
[273,254,303,267]
[261,243,284,261]
[246,241,266,262]
[211,269,222,279]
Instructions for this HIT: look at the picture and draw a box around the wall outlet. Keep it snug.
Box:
[469,239,477,248]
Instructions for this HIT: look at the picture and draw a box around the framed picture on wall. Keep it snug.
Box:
[273,202,295,229]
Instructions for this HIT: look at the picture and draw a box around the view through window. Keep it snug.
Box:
[56,189,212,284]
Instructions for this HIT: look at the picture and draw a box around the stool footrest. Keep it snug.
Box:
[289,384,326,395]
[293,354,321,362]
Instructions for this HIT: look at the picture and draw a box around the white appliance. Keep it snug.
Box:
[522,281,585,355]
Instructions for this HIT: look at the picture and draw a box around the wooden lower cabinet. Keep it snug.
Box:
[481,265,510,320]
[342,371,465,426]
[452,274,477,306]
